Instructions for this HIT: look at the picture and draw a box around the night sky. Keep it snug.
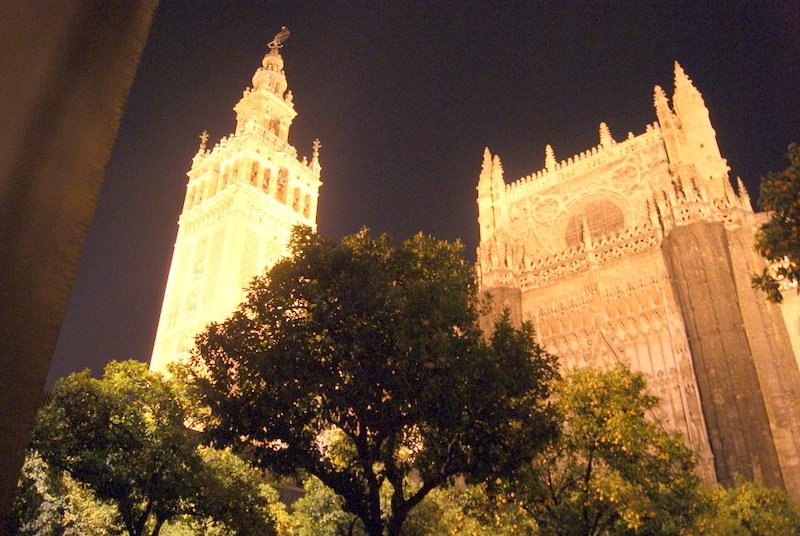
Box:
[48,1,799,385]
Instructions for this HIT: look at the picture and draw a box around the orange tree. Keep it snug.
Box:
[506,365,705,535]
[753,143,800,302]
[188,227,558,536]
[31,361,279,536]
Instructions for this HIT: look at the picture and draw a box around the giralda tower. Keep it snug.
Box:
[150,29,321,373]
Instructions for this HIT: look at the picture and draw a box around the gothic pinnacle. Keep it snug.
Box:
[482,147,492,173]
[673,61,701,97]
[599,122,614,149]
[311,139,321,168]
[545,144,556,172]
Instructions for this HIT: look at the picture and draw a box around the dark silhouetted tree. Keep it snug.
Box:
[188,227,558,536]
[753,143,800,302]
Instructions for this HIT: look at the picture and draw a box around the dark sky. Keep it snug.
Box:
[48,1,799,385]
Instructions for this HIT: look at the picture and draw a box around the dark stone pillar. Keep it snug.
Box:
[726,225,800,502]
[662,221,784,490]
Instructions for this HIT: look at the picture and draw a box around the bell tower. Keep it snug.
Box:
[150,28,322,373]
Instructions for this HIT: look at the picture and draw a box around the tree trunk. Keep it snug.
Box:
[0,2,155,533]
[150,516,165,536]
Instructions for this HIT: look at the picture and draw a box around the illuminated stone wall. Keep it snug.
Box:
[477,63,800,500]
[150,40,321,373]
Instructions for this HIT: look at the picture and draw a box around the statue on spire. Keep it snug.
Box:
[268,26,290,50]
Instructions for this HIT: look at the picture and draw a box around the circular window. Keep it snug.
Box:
[564,199,624,248]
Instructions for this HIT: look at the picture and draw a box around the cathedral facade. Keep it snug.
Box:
[149,36,800,501]
[150,33,321,373]
[476,63,800,501]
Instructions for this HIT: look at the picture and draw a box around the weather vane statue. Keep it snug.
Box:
[268,26,290,50]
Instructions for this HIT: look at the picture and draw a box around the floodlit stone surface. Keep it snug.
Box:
[476,62,800,501]
[150,33,321,374]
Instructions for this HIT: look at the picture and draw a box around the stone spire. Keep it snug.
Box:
[234,27,298,144]
[653,85,671,119]
[477,147,493,197]
[737,177,753,211]
[545,144,556,172]
[599,122,615,149]
[252,27,290,96]
[671,61,729,192]
[481,147,493,175]
[491,153,504,185]
[672,61,705,118]
[477,148,507,243]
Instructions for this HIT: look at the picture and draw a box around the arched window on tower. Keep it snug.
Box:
[303,194,311,218]
[292,188,301,212]
[208,169,218,197]
[250,161,259,186]
[262,168,271,193]
[276,168,288,203]
[268,118,280,136]
[184,186,195,210]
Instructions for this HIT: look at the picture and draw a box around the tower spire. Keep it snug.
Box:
[252,27,291,95]
[671,61,728,190]
[672,61,705,117]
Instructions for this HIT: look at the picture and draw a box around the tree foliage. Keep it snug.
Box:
[30,360,279,536]
[753,143,800,302]
[289,475,535,536]
[10,451,122,535]
[289,475,364,536]
[507,365,704,535]
[694,480,800,535]
[188,228,559,536]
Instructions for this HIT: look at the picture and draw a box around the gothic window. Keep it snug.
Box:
[564,199,624,248]
[277,168,288,203]
[303,194,311,217]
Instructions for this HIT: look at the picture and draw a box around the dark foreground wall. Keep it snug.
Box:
[0,2,155,531]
